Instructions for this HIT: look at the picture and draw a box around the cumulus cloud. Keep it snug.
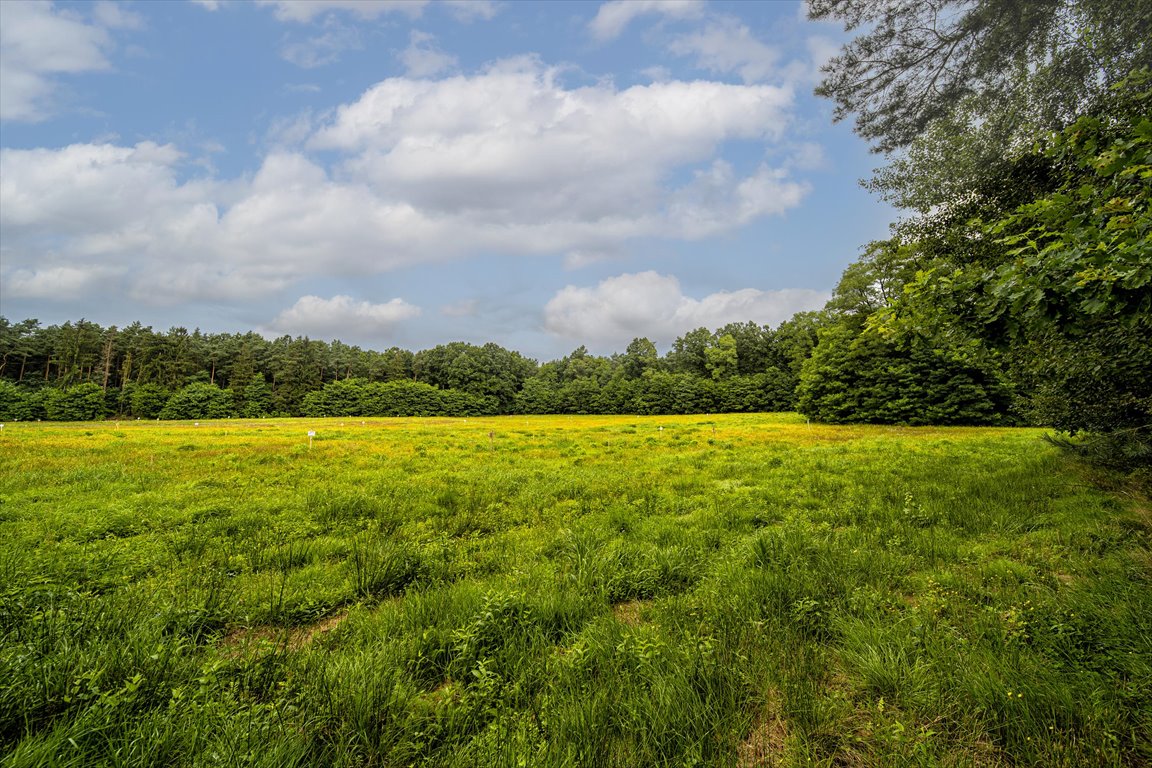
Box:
[2,265,119,301]
[544,272,828,348]
[589,0,704,41]
[0,1,114,121]
[668,17,780,83]
[268,295,422,336]
[668,160,809,238]
[1,60,810,307]
[255,0,427,23]
[399,31,457,78]
[0,141,205,235]
[309,58,797,228]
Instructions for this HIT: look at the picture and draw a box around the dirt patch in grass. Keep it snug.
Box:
[737,691,787,768]
[297,612,347,646]
[612,599,649,626]
[220,611,349,654]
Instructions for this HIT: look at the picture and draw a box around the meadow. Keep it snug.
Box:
[0,414,1148,767]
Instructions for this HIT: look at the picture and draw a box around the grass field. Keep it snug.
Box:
[0,414,1149,767]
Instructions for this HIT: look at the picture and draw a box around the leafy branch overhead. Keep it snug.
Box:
[810,0,1152,154]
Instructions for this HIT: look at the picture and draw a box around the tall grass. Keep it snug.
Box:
[0,415,1148,766]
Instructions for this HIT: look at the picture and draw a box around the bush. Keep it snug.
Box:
[797,325,1012,425]
[45,383,108,421]
[159,383,234,420]
[128,384,172,419]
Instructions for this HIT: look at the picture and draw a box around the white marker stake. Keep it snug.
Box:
[308,430,316,449]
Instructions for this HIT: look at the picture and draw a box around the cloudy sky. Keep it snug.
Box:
[0,0,893,360]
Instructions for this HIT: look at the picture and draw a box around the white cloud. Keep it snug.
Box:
[0,62,809,307]
[398,31,457,78]
[189,0,222,9]
[544,271,828,348]
[786,141,827,171]
[669,160,809,238]
[0,141,201,235]
[2,265,118,300]
[309,58,797,230]
[563,248,618,270]
[589,0,704,41]
[0,1,113,121]
[668,17,780,83]
[268,295,421,336]
[255,0,427,22]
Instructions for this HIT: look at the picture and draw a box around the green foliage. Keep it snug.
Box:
[621,337,659,379]
[415,342,536,413]
[240,376,273,418]
[513,377,563,415]
[898,73,1152,439]
[665,327,714,376]
[0,381,35,421]
[705,334,738,380]
[44,382,108,421]
[127,383,171,419]
[797,325,1012,425]
[811,0,1151,154]
[1,312,828,420]
[302,379,499,417]
[158,382,235,420]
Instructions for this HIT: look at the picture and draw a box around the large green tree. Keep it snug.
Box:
[896,76,1152,437]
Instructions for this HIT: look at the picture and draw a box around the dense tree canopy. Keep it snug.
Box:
[0,318,806,421]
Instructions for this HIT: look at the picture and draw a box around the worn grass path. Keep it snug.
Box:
[1,414,1149,766]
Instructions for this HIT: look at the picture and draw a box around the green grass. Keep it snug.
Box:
[0,414,1148,766]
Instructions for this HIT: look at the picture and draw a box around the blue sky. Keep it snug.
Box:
[0,0,894,360]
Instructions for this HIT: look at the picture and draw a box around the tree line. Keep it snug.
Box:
[0,316,824,421]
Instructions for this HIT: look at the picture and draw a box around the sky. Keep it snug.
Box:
[0,0,895,361]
